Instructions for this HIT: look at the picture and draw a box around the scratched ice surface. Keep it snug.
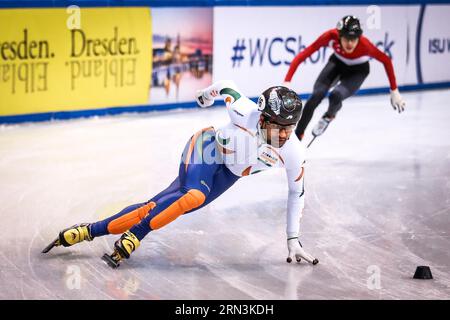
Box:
[0,90,449,299]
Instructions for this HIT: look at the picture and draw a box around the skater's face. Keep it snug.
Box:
[340,36,359,53]
[260,116,295,147]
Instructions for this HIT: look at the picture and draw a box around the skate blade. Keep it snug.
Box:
[102,253,120,269]
[307,136,317,148]
[42,238,60,253]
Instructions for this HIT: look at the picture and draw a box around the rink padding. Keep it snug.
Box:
[1,82,449,124]
[0,102,199,124]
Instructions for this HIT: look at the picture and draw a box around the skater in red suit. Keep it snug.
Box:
[284,15,406,142]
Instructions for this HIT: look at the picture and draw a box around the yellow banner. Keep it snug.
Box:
[0,8,152,116]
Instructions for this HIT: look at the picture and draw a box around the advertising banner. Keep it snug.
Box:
[1,3,449,123]
[213,5,420,97]
[0,7,152,116]
[420,5,450,83]
[149,7,213,105]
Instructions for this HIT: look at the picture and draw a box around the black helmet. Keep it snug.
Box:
[257,86,303,126]
[337,15,362,39]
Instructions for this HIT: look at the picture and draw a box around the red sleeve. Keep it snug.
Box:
[284,30,334,82]
[364,38,398,90]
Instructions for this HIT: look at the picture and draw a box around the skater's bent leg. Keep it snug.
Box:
[130,166,241,240]
[325,62,369,118]
[90,157,200,237]
[89,201,156,237]
[150,189,206,229]
[130,188,206,240]
[102,128,240,265]
[129,127,220,240]
[102,167,240,266]
[326,89,345,118]
[186,164,240,212]
[90,173,185,237]
[295,86,328,138]
[295,58,339,138]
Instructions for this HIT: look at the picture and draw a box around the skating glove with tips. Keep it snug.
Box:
[195,90,214,108]
[390,89,406,113]
[286,237,319,265]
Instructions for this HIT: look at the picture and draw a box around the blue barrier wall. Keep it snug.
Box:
[2,1,450,7]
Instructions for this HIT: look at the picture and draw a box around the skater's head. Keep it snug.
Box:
[257,86,303,147]
[337,15,362,53]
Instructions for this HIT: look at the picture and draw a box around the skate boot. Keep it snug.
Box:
[42,223,94,253]
[102,231,140,269]
[312,115,333,137]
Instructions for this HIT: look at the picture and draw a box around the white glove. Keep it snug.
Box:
[390,89,405,113]
[286,237,319,265]
[195,90,214,108]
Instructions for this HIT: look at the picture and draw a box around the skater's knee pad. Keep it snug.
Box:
[107,202,156,234]
[179,189,206,210]
[150,189,206,230]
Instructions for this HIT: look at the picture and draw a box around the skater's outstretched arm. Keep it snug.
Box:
[284,30,333,83]
[285,160,306,240]
[195,80,245,108]
[285,164,318,265]
[366,39,397,91]
[196,80,257,127]
[365,39,406,113]
[282,139,319,265]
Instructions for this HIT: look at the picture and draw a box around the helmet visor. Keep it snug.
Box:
[281,91,301,112]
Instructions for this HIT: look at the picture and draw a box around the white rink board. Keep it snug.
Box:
[420,5,450,83]
[213,5,420,97]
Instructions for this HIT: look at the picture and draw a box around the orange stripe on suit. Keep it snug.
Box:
[107,202,156,234]
[149,189,206,230]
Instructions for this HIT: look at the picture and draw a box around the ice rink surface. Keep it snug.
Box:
[0,89,449,299]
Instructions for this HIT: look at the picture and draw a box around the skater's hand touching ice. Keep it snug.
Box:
[286,237,319,265]
[390,89,405,113]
